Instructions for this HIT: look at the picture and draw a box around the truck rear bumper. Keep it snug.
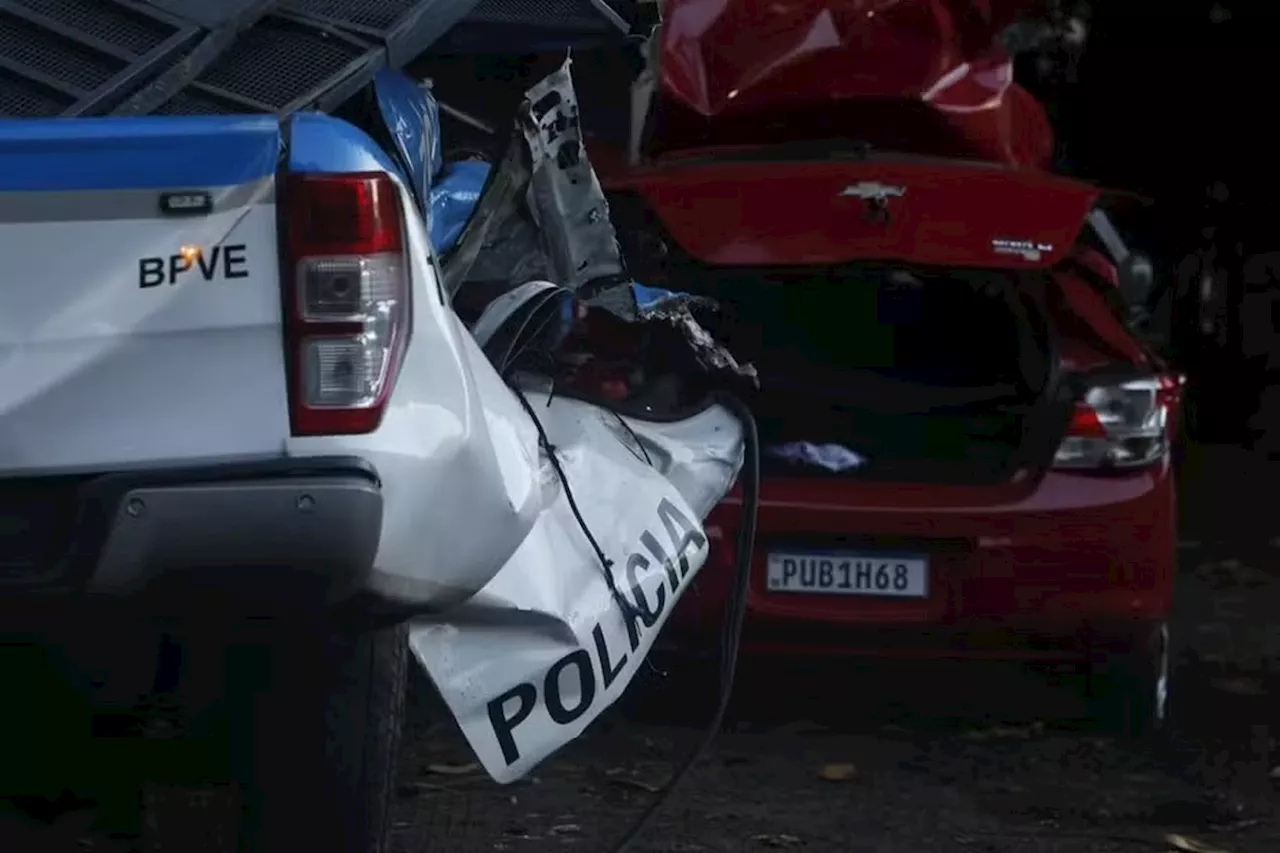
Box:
[0,456,382,612]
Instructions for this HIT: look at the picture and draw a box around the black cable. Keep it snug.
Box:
[606,393,760,853]
[497,291,568,374]
[613,411,654,467]
[507,376,761,851]
[509,382,642,624]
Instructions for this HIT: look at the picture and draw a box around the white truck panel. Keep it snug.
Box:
[0,185,289,473]
[285,183,551,610]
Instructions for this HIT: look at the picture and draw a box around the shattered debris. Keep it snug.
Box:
[398,53,750,789]
[435,57,758,394]
[1166,833,1229,853]
[752,833,803,848]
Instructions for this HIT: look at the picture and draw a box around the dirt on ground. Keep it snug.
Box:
[5,445,1280,853]
[388,445,1280,853]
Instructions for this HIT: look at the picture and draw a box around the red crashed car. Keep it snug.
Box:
[597,0,1181,731]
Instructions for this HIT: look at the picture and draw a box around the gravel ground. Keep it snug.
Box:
[6,445,1280,852]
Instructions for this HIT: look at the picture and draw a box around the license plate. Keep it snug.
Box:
[765,552,928,597]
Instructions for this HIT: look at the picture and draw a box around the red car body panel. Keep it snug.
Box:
[599,155,1179,660]
[668,463,1175,659]
[599,0,1178,661]
[655,0,1056,168]
[600,155,1096,269]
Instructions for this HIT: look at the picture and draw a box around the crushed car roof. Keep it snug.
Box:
[0,0,642,118]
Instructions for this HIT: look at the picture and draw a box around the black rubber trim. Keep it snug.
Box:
[4,456,378,594]
[77,454,380,492]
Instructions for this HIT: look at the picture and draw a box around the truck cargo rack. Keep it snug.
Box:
[0,0,643,119]
[0,0,199,117]
[134,10,382,116]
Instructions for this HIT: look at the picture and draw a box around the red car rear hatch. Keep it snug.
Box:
[603,154,1099,270]
[599,152,1108,487]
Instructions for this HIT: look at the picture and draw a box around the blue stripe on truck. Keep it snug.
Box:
[287,113,404,180]
[0,115,282,192]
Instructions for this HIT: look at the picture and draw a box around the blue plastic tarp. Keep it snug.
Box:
[429,160,491,254]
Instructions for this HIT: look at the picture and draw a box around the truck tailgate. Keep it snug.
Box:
[0,116,290,474]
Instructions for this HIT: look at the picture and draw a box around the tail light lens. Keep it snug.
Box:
[1053,373,1182,470]
[283,173,410,436]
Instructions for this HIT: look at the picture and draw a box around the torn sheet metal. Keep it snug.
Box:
[409,389,744,783]
[630,283,759,385]
[650,303,758,384]
[652,0,1056,167]
[520,60,626,290]
[576,281,758,386]
[449,58,626,294]
[438,60,757,387]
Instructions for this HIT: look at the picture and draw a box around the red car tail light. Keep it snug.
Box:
[1053,373,1183,470]
[283,172,411,436]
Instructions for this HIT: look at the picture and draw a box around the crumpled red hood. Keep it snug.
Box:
[655,0,1054,168]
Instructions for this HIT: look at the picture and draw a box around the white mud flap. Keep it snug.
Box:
[408,389,743,783]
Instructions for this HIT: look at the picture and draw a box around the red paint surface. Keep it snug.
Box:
[670,464,1176,659]
[603,155,1098,269]
[600,1,1175,661]
[654,0,1056,168]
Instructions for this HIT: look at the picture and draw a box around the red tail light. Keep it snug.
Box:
[283,172,411,436]
[1053,372,1183,470]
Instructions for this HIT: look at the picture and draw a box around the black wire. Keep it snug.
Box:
[507,368,761,851]
[495,290,569,374]
[613,411,654,467]
[607,393,760,853]
[508,382,643,624]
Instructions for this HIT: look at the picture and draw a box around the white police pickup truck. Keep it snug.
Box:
[0,22,746,853]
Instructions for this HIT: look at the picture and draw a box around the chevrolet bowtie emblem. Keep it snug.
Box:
[838,182,906,201]
[839,182,905,225]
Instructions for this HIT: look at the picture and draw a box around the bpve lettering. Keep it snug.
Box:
[138,244,249,288]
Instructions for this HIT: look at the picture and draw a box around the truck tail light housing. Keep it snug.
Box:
[283,172,411,436]
[1053,373,1183,470]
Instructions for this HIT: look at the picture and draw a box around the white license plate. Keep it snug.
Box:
[765,552,929,597]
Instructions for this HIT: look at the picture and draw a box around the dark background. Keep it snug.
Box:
[1033,3,1275,446]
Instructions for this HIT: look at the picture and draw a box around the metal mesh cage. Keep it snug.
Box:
[14,0,176,54]
[467,0,612,27]
[198,15,370,110]
[0,0,197,117]
[153,88,247,115]
[3,0,637,119]
[0,66,69,117]
[141,13,376,115]
[283,0,419,33]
